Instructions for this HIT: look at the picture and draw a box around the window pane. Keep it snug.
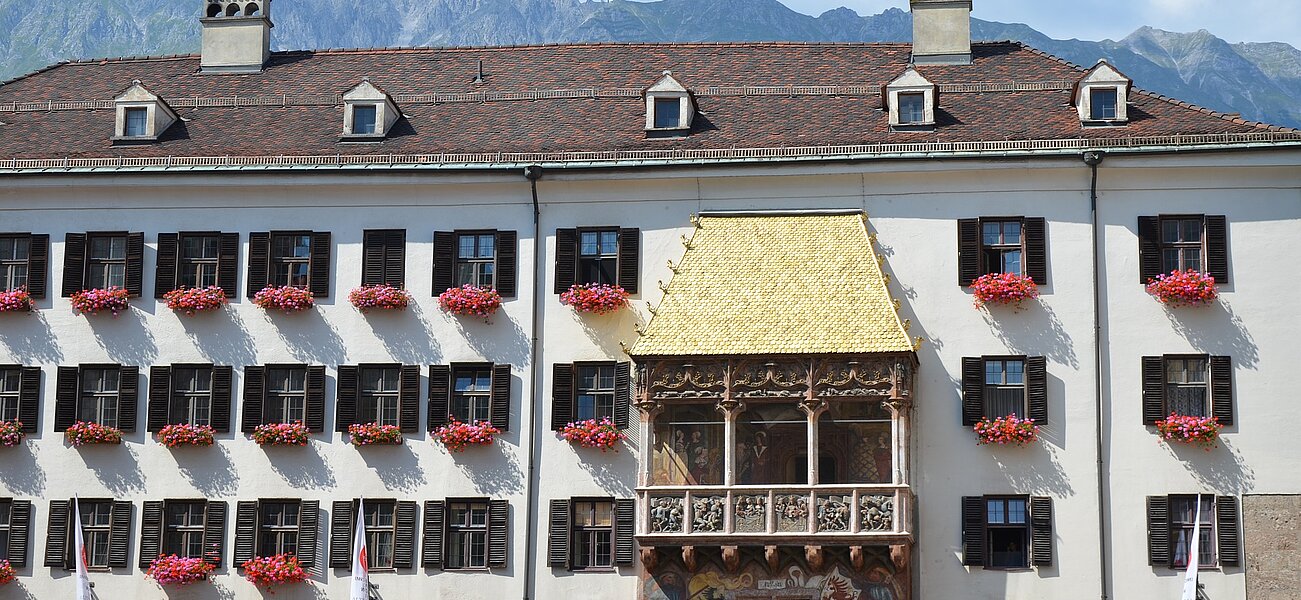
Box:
[458,235,477,259]
[654,98,681,129]
[353,105,377,135]
[1182,219,1203,243]
[987,499,1005,524]
[599,231,618,254]
[1090,88,1118,120]
[477,235,495,258]
[736,403,808,485]
[652,404,724,485]
[985,361,1003,385]
[1161,219,1180,244]
[1005,361,1024,385]
[899,93,925,123]
[1001,250,1022,276]
[125,108,148,136]
[982,222,1001,245]
[580,232,598,256]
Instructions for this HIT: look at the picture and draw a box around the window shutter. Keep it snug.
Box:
[1142,356,1165,425]
[202,501,227,567]
[617,228,640,294]
[422,500,445,568]
[614,498,635,565]
[154,233,179,298]
[217,233,239,297]
[54,366,80,431]
[362,230,386,287]
[547,499,571,568]
[1026,356,1048,425]
[554,229,577,294]
[44,500,70,568]
[394,501,418,569]
[1216,495,1240,566]
[961,357,983,427]
[1210,356,1234,426]
[488,499,509,568]
[124,232,145,297]
[232,501,258,565]
[428,365,451,430]
[614,362,631,429]
[335,365,358,433]
[1146,495,1171,566]
[490,364,511,431]
[1023,217,1048,284]
[118,366,139,433]
[432,231,456,296]
[108,500,132,568]
[495,230,518,298]
[241,366,265,433]
[211,366,232,433]
[957,219,980,286]
[26,234,49,299]
[18,367,40,433]
[7,500,31,568]
[308,232,332,298]
[138,500,164,568]
[147,366,172,432]
[551,363,574,431]
[385,230,406,287]
[246,232,270,298]
[399,364,420,433]
[61,233,87,297]
[305,365,325,432]
[961,496,986,567]
[1204,215,1229,283]
[1030,496,1053,566]
[328,500,354,569]
[1138,216,1162,283]
[297,500,320,569]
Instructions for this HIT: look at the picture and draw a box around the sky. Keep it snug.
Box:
[776,0,1301,46]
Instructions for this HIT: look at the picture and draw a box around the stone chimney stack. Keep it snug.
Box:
[200,0,273,73]
[909,0,972,65]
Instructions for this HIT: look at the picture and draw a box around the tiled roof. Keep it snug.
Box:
[629,213,914,357]
[0,42,1293,164]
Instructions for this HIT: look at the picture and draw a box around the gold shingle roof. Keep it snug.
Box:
[630,213,914,357]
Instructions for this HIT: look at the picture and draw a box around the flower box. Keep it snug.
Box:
[163,286,227,316]
[970,273,1040,309]
[559,417,625,452]
[146,554,215,586]
[560,283,629,315]
[973,415,1039,446]
[251,422,310,446]
[158,423,215,448]
[349,284,412,312]
[65,421,124,447]
[348,422,403,446]
[1156,414,1222,450]
[432,419,500,452]
[70,287,131,317]
[0,560,14,586]
[242,553,307,590]
[0,420,24,447]
[0,289,35,313]
[252,286,314,314]
[438,285,503,319]
[1146,270,1218,307]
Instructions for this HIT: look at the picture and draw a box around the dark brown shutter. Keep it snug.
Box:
[217,233,239,297]
[297,500,320,568]
[335,365,358,433]
[309,232,331,298]
[362,230,386,287]
[1026,356,1048,425]
[61,233,87,297]
[385,230,406,287]
[1138,216,1162,283]
[7,500,30,568]
[241,366,265,432]
[957,219,981,286]
[1210,356,1234,426]
[1146,495,1171,566]
[432,231,456,295]
[961,496,986,567]
[614,362,631,429]
[495,230,518,297]
[108,500,132,568]
[54,366,80,431]
[305,365,325,432]
[232,501,258,565]
[551,363,574,431]
[18,367,40,433]
[427,365,451,429]
[617,228,640,294]
[490,364,511,431]
[118,366,138,433]
[147,366,172,432]
[1142,356,1166,425]
[1216,495,1240,566]
[154,233,179,298]
[124,232,144,297]
[553,229,577,294]
[399,365,420,433]
[547,499,571,568]
[247,232,270,298]
[211,366,232,433]
[488,499,509,568]
[1204,215,1229,283]
[614,498,635,565]
[329,500,354,569]
[203,500,227,567]
[961,357,984,427]
[422,500,445,568]
[44,500,70,567]
[139,500,164,568]
[1023,217,1047,284]
[1030,496,1053,566]
[394,501,417,569]
[26,234,49,299]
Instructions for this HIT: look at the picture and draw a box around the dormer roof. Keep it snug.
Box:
[645,71,689,95]
[1071,59,1133,106]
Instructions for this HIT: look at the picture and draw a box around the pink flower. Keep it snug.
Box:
[970,273,1040,309]
[559,418,625,451]
[973,416,1039,446]
[64,421,124,447]
[438,285,503,320]
[70,287,131,316]
[348,422,404,446]
[432,419,500,452]
[0,560,15,586]
[252,286,314,313]
[0,289,35,313]
[1156,414,1222,450]
[242,553,307,589]
[157,424,215,448]
[163,286,227,316]
[146,554,214,586]
[0,420,24,447]
[1146,270,1218,307]
[251,422,310,446]
[349,285,412,312]
[560,283,629,315]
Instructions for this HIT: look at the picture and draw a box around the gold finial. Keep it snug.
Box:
[893,299,901,311]
[680,234,694,249]
[658,281,670,293]
[667,260,680,274]
[689,214,701,227]
[883,273,891,285]
[868,233,878,245]
[633,324,648,337]
[913,337,925,351]
[876,255,885,266]
[903,319,912,332]
[646,304,658,316]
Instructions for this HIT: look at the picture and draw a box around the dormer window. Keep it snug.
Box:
[112,80,176,143]
[124,108,149,137]
[1076,60,1132,125]
[898,92,926,125]
[885,67,937,129]
[351,105,378,136]
[644,71,694,133]
[653,98,682,129]
[342,79,400,140]
[1090,88,1118,121]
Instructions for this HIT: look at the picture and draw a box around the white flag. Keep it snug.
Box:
[1181,496,1202,600]
[72,496,93,600]
[350,499,369,600]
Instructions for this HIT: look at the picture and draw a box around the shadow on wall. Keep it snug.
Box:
[267,310,348,365]
[171,443,241,496]
[453,309,530,367]
[0,310,62,363]
[266,442,337,490]
[1165,437,1256,496]
[0,441,46,496]
[1162,300,1259,369]
[982,301,1079,369]
[78,443,147,495]
[575,308,640,359]
[450,437,525,496]
[363,302,441,365]
[87,308,159,365]
[8,581,36,600]
[989,440,1076,498]
[358,443,428,494]
[181,307,258,367]
[158,581,238,600]
[573,440,638,497]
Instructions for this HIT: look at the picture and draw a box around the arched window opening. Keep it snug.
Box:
[244,2,260,16]
[206,3,222,17]
[225,3,240,16]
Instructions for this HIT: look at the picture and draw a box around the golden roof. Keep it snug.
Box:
[630,213,914,357]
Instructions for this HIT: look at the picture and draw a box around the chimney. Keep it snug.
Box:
[910,0,972,65]
[200,0,273,73]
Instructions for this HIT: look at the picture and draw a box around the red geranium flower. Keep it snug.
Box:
[432,419,500,452]
[559,418,625,451]
[973,416,1039,446]
[970,273,1040,309]
[163,286,227,316]
[1146,270,1218,307]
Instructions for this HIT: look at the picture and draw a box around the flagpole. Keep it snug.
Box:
[350,498,369,600]
[73,496,93,600]
[1181,495,1202,600]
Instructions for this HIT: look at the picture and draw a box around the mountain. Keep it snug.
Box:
[1,0,1298,127]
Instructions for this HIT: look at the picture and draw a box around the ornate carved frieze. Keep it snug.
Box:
[649,496,685,533]
[732,360,809,398]
[639,361,726,402]
[692,496,726,533]
[816,359,894,397]
[860,495,895,532]
[733,495,767,533]
[775,494,810,532]
[817,495,852,532]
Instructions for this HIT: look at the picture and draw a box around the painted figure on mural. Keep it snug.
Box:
[873,430,892,484]
[750,430,770,482]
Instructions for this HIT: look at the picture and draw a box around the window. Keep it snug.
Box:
[0,236,29,292]
[984,359,1026,419]
[361,229,405,287]
[1089,88,1118,120]
[86,234,127,290]
[1160,217,1204,273]
[172,367,213,427]
[653,98,681,129]
[446,501,488,569]
[124,107,148,137]
[359,366,400,427]
[817,401,893,485]
[457,233,496,288]
[265,367,307,424]
[270,234,311,289]
[1170,495,1216,568]
[163,501,207,559]
[80,367,120,429]
[651,404,724,486]
[576,365,616,422]
[578,230,619,286]
[986,497,1029,569]
[981,220,1023,276]
[258,502,300,556]
[1165,357,1208,418]
[363,501,396,570]
[78,500,114,568]
[554,228,638,295]
[452,367,492,424]
[0,368,18,422]
[898,92,926,124]
[352,105,378,135]
[736,402,808,485]
[571,500,613,569]
[178,235,220,289]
